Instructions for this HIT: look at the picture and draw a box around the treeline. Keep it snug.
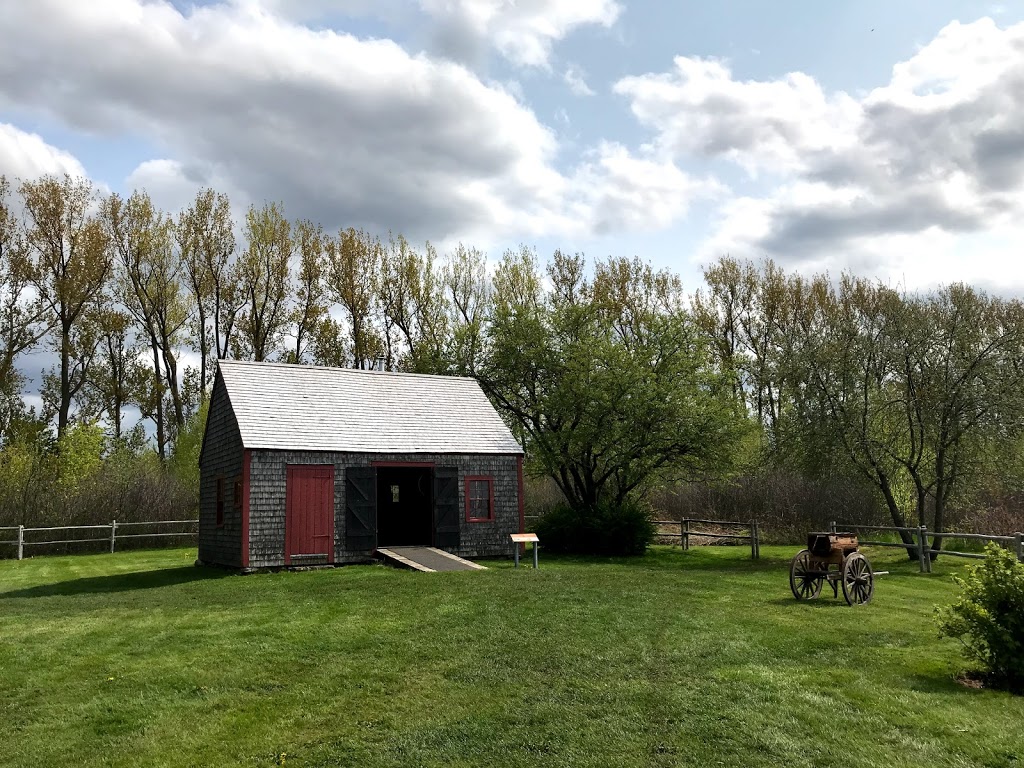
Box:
[2,173,1023,547]
[690,259,1024,550]
[0,174,495,457]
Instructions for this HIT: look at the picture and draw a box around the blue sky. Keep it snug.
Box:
[2,0,1023,293]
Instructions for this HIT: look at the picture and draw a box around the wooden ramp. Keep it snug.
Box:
[377,547,486,573]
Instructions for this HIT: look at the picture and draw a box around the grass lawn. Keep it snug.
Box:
[1,546,1021,768]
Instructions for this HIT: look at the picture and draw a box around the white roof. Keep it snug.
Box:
[216,359,523,455]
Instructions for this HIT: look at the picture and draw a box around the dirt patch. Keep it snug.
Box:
[955,671,987,690]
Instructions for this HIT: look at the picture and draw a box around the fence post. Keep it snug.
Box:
[830,520,837,534]
[17,525,23,561]
[110,520,117,554]
[682,519,690,551]
[917,525,931,573]
[754,520,761,559]
[750,520,757,560]
[1016,533,1023,564]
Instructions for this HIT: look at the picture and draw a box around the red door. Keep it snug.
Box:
[285,465,335,565]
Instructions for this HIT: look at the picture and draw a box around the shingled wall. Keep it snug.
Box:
[247,451,521,569]
[197,375,244,568]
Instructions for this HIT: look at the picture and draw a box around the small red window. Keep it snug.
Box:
[465,476,494,522]
[216,476,225,527]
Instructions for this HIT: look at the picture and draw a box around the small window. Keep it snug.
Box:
[233,477,243,511]
[216,476,225,527]
[465,476,494,522]
[391,484,400,503]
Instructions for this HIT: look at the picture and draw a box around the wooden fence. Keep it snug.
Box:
[0,520,199,560]
[653,518,760,559]
[834,521,1024,573]
[520,515,761,559]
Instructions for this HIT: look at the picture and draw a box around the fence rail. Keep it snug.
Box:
[2,519,199,560]
[834,521,1024,573]
[653,518,760,559]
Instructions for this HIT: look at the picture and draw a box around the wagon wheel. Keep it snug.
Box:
[789,549,824,600]
[841,552,874,605]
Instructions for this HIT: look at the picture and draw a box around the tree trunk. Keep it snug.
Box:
[150,339,166,462]
[197,303,209,396]
[58,318,72,443]
[877,470,918,559]
[163,347,183,429]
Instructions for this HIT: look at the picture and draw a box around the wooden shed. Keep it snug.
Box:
[198,360,525,570]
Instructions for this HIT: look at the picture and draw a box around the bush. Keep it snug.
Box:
[535,500,655,556]
[936,543,1024,692]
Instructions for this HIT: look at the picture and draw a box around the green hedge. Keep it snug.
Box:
[535,500,655,556]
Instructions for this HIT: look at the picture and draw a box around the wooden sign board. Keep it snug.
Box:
[511,533,539,543]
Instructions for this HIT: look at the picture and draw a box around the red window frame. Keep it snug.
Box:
[464,476,495,523]
[216,476,225,528]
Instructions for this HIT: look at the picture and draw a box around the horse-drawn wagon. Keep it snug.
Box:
[790,532,875,605]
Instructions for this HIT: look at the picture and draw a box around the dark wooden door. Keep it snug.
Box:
[286,465,335,564]
[345,466,377,552]
[434,467,460,550]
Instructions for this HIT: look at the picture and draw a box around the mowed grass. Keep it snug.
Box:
[1,546,1021,768]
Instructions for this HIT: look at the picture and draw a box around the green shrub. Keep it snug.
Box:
[936,543,1024,692]
[535,500,655,556]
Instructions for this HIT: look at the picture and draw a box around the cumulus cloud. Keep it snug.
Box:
[614,18,1024,288]
[0,0,561,240]
[0,123,88,181]
[234,0,621,69]
[421,0,621,68]
[614,57,861,176]
[0,0,690,245]
[567,143,722,235]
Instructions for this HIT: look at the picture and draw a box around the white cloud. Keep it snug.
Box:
[564,64,596,96]
[0,0,693,247]
[614,18,1024,289]
[0,0,563,240]
[237,0,622,69]
[124,158,250,223]
[0,123,88,181]
[420,0,621,68]
[566,143,723,236]
[614,56,861,176]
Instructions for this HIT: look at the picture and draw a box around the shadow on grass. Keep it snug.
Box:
[906,672,994,697]
[542,549,794,573]
[765,595,855,609]
[0,565,231,599]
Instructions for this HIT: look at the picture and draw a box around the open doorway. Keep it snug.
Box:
[375,466,433,546]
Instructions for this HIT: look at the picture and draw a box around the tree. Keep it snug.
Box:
[105,190,189,458]
[177,188,235,392]
[892,285,1024,556]
[692,256,751,407]
[286,219,327,364]
[694,257,805,459]
[480,249,741,512]
[442,243,490,376]
[378,235,448,372]
[232,202,293,362]
[78,306,141,441]
[21,175,111,440]
[325,228,382,368]
[790,275,922,550]
[0,176,49,432]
